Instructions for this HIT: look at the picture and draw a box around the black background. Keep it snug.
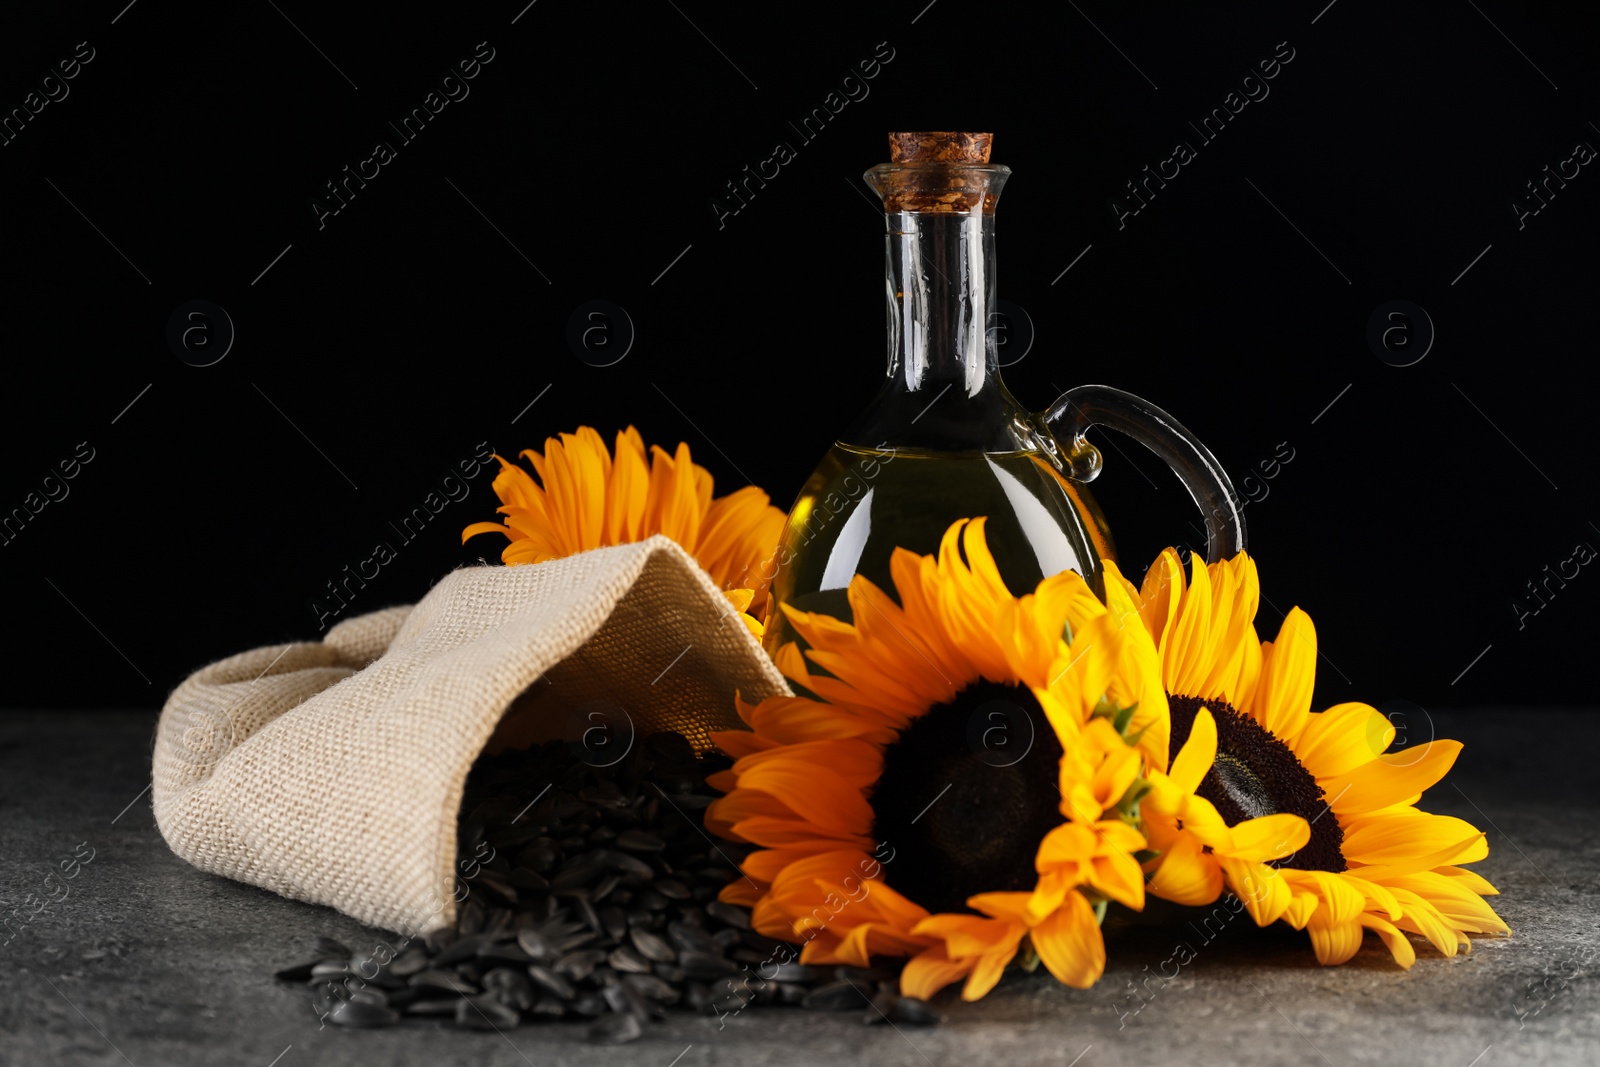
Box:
[2,1,1596,713]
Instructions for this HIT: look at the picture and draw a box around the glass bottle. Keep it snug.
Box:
[761,132,1244,651]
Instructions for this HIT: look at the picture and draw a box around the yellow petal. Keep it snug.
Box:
[1138,547,1186,652]
[962,949,1015,1001]
[1030,890,1105,989]
[1165,550,1215,695]
[1217,856,1290,927]
[1147,831,1223,906]
[1360,913,1416,969]
[1307,914,1364,965]
[1221,813,1310,863]
[1294,702,1394,779]
[1341,812,1487,866]
[1252,607,1317,744]
[900,944,971,1001]
[1170,705,1217,795]
[1320,740,1463,816]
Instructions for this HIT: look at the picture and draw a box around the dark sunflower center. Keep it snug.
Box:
[869,681,1065,915]
[1167,694,1346,873]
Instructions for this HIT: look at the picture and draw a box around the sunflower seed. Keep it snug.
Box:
[456,994,520,1030]
[509,867,550,891]
[423,927,459,953]
[549,948,605,981]
[384,987,424,1010]
[327,998,401,1028]
[530,996,567,1019]
[431,935,485,967]
[457,899,486,936]
[679,951,740,981]
[607,945,652,974]
[705,901,751,929]
[388,947,431,977]
[483,968,535,1011]
[835,965,891,986]
[710,986,753,1014]
[520,844,559,873]
[599,906,629,942]
[350,962,406,991]
[568,892,604,936]
[892,995,941,1025]
[863,988,898,1024]
[616,829,666,852]
[478,941,535,965]
[549,927,597,954]
[587,1011,643,1044]
[409,970,477,994]
[740,928,788,953]
[770,981,809,1005]
[272,730,928,1035]
[634,889,669,911]
[273,961,318,983]
[470,870,518,905]
[623,972,681,1005]
[515,928,554,961]
[550,858,604,892]
[603,980,660,1021]
[571,991,608,1017]
[803,980,866,1011]
[666,921,716,955]
[526,965,575,1001]
[607,851,655,880]
[683,981,714,1013]
[629,928,675,963]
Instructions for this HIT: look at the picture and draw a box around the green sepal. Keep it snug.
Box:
[1123,721,1152,749]
[1113,777,1153,827]
[1112,701,1139,735]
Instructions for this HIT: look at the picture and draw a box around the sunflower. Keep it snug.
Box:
[707,517,1177,1001]
[462,426,785,634]
[1125,548,1509,965]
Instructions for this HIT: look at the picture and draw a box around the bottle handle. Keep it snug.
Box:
[1042,383,1246,563]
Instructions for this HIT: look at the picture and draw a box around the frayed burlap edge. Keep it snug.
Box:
[151,535,787,935]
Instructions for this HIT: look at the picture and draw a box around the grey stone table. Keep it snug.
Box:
[3,709,1597,1067]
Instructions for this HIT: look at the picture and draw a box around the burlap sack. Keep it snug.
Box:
[151,535,788,936]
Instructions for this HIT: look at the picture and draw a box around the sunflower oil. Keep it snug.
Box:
[760,442,1112,650]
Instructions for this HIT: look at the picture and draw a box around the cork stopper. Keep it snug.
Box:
[867,131,1008,214]
[889,132,994,164]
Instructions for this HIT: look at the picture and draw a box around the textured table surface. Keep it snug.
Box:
[3,709,1597,1067]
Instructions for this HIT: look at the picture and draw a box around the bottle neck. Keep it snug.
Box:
[884,211,998,396]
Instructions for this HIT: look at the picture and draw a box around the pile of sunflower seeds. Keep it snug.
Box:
[273,730,939,1042]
